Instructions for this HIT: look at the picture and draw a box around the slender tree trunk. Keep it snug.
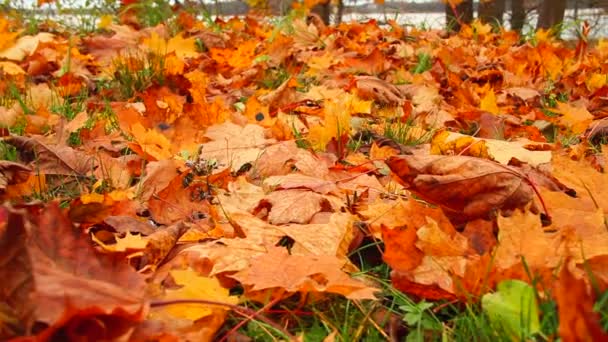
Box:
[335,0,343,24]
[479,0,506,26]
[311,1,331,25]
[510,0,526,31]
[445,0,474,32]
[536,0,567,30]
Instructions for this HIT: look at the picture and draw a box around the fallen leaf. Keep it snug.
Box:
[482,280,540,339]
[231,246,378,301]
[0,204,146,338]
[387,155,535,220]
[555,263,608,342]
[254,189,332,224]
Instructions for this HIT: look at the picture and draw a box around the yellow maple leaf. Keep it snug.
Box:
[143,32,199,60]
[535,29,552,44]
[0,61,25,75]
[308,94,358,150]
[553,102,593,134]
[586,73,607,92]
[479,88,500,114]
[167,33,199,60]
[213,40,258,69]
[185,69,209,104]
[0,17,21,52]
[431,130,490,159]
[92,231,149,252]
[80,192,105,204]
[130,122,173,160]
[161,269,239,320]
[164,53,185,75]
[142,31,167,54]
[97,14,114,30]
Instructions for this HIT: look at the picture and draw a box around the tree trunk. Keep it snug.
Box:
[536,0,567,30]
[510,0,526,31]
[479,0,506,26]
[310,1,331,25]
[445,0,474,32]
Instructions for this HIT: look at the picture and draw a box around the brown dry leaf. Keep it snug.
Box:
[231,246,378,301]
[0,32,55,61]
[172,212,285,276]
[387,155,534,221]
[382,224,423,273]
[540,189,608,263]
[0,204,146,338]
[103,215,156,235]
[432,131,552,166]
[262,173,338,194]
[494,209,564,276]
[461,219,496,255]
[137,159,183,203]
[199,122,277,171]
[216,176,265,213]
[275,212,356,257]
[249,140,330,179]
[550,154,608,213]
[0,161,30,192]
[553,101,593,134]
[8,135,96,176]
[148,172,216,225]
[255,189,332,224]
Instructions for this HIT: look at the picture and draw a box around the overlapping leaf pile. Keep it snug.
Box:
[1,9,608,340]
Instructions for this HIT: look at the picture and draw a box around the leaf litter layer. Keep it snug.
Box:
[1,6,608,341]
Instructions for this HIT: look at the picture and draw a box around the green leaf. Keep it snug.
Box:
[482,279,540,339]
[412,53,432,74]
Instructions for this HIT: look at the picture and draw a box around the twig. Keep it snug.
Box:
[218,291,285,342]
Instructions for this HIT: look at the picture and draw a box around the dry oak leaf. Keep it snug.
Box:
[0,204,146,338]
[386,155,535,221]
[231,246,378,300]
[556,263,608,342]
[199,121,277,171]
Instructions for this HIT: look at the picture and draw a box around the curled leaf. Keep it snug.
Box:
[387,155,534,220]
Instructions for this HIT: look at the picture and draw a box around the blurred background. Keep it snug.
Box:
[2,0,607,39]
